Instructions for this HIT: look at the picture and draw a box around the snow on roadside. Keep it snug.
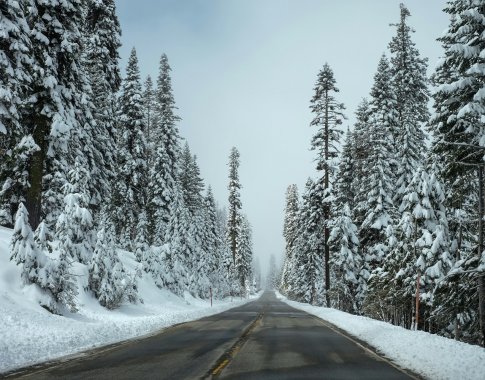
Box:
[0,226,257,374]
[277,292,485,380]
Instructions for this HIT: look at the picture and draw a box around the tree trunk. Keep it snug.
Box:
[478,167,485,347]
[24,115,49,230]
[324,90,330,307]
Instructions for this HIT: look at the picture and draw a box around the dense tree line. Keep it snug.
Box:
[280,2,485,346]
[1,0,254,313]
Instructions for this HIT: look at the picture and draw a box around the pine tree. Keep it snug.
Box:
[10,203,45,286]
[142,75,156,152]
[328,203,362,313]
[236,214,253,296]
[281,184,299,293]
[287,179,324,305]
[335,129,355,209]
[0,0,32,226]
[389,3,429,205]
[351,99,372,227]
[309,63,345,305]
[429,0,485,345]
[84,0,122,216]
[88,217,130,309]
[358,56,397,278]
[27,0,97,236]
[147,54,181,244]
[115,48,148,248]
[227,147,242,267]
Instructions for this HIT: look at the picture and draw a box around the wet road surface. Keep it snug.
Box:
[6,291,414,379]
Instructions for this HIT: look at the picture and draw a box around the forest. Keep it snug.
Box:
[280,2,485,347]
[0,0,257,314]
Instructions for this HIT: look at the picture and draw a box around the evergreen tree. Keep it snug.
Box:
[236,214,253,296]
[328,203,362,313]
[88,217,132,309]
[142,75,156,151]
[281,184,299,293]
[389,3,429,204]
[334,129,355,209]
[309,63,345,304]
[148,54,181,244]
[0,0,32,226]
[10,203,45,286]
[84,0,122,216]
[358,56,397,279]
[114,48,148,248]
[227,147,242,267]
[429,0,485,344]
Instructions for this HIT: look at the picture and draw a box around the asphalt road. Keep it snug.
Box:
[7,291,414,380]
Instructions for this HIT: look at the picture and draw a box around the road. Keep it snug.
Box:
[8,291,414,380]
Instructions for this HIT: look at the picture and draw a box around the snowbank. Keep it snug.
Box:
[0,226,257,374]
[277,292,485,380]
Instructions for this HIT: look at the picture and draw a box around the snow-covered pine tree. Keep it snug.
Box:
[10,202,44,285]
[236,214,254,296]
[203,186,223,295]
[83,0,122,217]
[334,129,355,210]
[351,99,372,227]
[310,63,345,305]
[389,3,429,205]
[147,54,181,244]
[114,47,148,248]
[88,213,139,310]
[328,203,362,313]
[0,0,32,226]
[227,147,242,267]
[429,0,485,344]
[26,0,98,239]
[142,75,157,155]
[163,187,194,296]
[358,55,397,285]
[280,184,299,293]
[286,179,324,305]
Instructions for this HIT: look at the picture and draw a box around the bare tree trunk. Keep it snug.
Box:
[25,116,49,230]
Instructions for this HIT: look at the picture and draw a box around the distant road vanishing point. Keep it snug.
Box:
[7,292,414,380]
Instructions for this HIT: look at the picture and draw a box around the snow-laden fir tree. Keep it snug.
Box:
[114,47,148,248]
[389,3,429,205]
[280,184,299,293]
[351,99,372,227]
[27,0,98,239]
[328,203,362,313]
[83,0,122,217]
[0,0,32,226]
[142,75,157,153]
[429,0,485,344]
[287,179,325,305]
[147,54,182,244]
[227,147,242,267]
[236,214,254,296]
[10,203,44,285]
[88,214,136,309]
[334,129,355,210]
[358,55,397,283]
[163,188,194,296]
[309,63,345,304]
[266,254,279,290]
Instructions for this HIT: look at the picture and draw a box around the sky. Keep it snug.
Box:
[115,0,450,276]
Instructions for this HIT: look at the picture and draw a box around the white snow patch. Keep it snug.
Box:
[276,292,485,380]
[0,226,257,373]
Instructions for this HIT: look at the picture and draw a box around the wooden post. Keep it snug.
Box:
[210,287,213,307]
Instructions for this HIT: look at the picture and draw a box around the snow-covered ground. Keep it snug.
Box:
[0,226,257,374]
[277,292,485,380]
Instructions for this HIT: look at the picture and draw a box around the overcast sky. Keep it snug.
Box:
[115,0,449,276]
